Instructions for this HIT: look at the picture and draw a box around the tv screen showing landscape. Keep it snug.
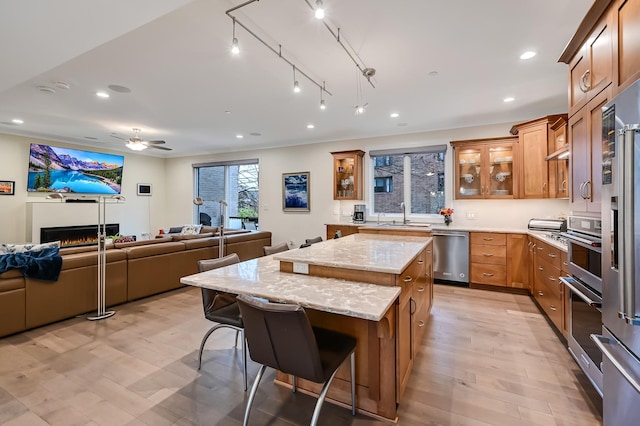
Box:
[27,144,124,194]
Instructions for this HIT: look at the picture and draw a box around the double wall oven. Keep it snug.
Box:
[560,216,603,395]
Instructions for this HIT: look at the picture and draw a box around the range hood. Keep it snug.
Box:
[546,145,570,161]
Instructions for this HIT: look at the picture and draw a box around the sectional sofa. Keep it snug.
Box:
[0,229,271,337]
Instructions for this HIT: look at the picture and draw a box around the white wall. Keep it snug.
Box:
[165,122,570,247]
[0,133,169,243]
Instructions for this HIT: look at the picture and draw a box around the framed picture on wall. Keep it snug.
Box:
[0,180,15,195]
[282,172,310,212]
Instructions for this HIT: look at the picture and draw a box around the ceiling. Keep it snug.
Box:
[0,0,593,158]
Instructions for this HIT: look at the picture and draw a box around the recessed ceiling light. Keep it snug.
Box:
[96,91,110,98]
[38,86,56,94]
[12,118,23,124]
[236,134,244,139]
[428,71,438,77]
[390,113,399,118]
[249,132,262,136]
[503,97,515,103]
[54,81,70,90]
[225,110,232,115]
[307,124,315,129]
[520,51,536,60]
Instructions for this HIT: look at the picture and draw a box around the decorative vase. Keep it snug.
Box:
[444,215,452,226]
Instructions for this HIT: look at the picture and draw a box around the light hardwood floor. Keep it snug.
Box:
[0,285,602,425]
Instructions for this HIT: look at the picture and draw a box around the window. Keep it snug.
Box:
[370,145,446,215]
[193,160,259,228]
[374,177,393,193]
[374,156,394,167]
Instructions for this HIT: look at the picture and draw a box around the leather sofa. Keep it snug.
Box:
[0,230,271,337]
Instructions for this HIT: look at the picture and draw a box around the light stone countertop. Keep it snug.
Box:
[527,230,568,252]
[180,256,401,321]
[273,233,431,274]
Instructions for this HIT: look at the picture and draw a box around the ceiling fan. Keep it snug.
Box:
[112,128,172,151]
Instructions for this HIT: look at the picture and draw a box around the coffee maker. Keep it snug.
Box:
[353,204,366,223]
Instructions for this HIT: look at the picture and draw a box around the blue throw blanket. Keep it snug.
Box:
[0,247,63,281]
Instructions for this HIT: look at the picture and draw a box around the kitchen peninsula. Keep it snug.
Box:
[180,233,433,421]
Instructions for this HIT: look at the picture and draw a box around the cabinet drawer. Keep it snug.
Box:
[471,263,507,286]
[534,240,562,269]
[471,232,506,246]
[397,251,426,289]
[535,257,562,299]
[533,272,563,330]
[470,244,506,265]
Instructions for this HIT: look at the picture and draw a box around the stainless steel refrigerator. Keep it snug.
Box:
[595,78,640,425]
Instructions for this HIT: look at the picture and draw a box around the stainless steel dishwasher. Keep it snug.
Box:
[433,229,469,285]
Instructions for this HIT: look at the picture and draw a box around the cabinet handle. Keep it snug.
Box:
[538,266,544,271]
[550,304,557,311]
[542,182,547,194]
[538,291,544,296]
[561,179,567,192]
[404,276,413,283]
[537,246,544,251]
[579,69,591,93]
[482,272,494,277]
[548,253,557,258]
[563,261,568,266]
[426,250,432,254]
[410,298,416,315]
[579,181,586,199]
[418,260,424,264]
[483,253,494,257]
[417,286,425,292]
[418,320,425,328]
[483,237,494,241]
[585,181,592,200]
[548,276,556,281]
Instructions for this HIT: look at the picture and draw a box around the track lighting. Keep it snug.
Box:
[314,0,325,19]
[320,83,326,110]
[231,18,240,55]
[293,67,301,93]
[225,0,375,111]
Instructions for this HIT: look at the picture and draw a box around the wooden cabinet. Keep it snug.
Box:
[395,246,432,398]
[470,232,507,286]
[325,224,359,240]
[567,9,612,117]
[331,150,364,200]
[548,117,570,199]
[507,234,529,289]
[569,86,611,215]
[510,115,567,199]
[451,137,518,199]
[612,0,640,93]
[533,239,564,331]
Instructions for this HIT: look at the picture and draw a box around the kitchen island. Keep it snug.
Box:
[181,233,433,422]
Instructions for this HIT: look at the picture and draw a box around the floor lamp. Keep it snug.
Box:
[88,194,126,321]
[194,197,227,258]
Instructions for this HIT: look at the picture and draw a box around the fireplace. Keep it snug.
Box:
[41,224,120,247]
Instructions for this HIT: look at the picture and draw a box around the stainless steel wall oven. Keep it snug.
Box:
[561,216,603,395]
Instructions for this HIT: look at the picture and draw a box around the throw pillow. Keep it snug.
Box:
[168,226,183,234]
[113,236,135,243]
[180,224,202,235]
[0,241,61,255]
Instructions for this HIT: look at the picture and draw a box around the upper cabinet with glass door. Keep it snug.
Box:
[451,137,518,199]
[331,150,365,200]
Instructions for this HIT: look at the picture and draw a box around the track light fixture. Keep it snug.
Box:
[225,0,375,109]
[320,83,326,110]
[293,66,301,93]
[314,0,325,19]
[231,18,240,55]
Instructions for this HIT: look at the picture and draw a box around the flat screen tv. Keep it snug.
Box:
[27,143,124,194]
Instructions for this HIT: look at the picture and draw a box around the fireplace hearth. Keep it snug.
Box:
[41,224,119,247]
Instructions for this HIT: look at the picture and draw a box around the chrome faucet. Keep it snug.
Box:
[400,202,407,224]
